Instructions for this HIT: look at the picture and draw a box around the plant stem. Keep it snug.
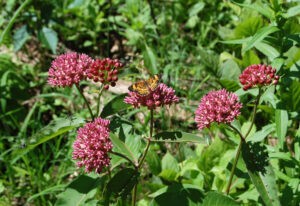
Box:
[226,89,262,194]
[96,84,104,117]
[138,109,154,169]
[75,84,94,120]
[225,136,245,195]
[132,109,154,205]
[110,151,138,168]
[244,88,262,139]
[132,184,137,206]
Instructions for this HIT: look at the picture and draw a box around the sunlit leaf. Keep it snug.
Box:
[39,27,58,54]
[242,26,279,53]
[275,110,288,147]
[202,191,240,206]
[13,25,29,51]
[55,174,101,206]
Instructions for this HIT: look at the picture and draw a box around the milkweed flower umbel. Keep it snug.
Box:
[195,89,242,130]
[124,83,179,109]
[239,64,280,91]
[48,52,93,87]
[72,118,112,173]
[87,58,123,90]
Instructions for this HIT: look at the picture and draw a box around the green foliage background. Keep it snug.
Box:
[0,0,300,205]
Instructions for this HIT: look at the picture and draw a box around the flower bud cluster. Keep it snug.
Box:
[239,64,279,91]
[87,58,123,90]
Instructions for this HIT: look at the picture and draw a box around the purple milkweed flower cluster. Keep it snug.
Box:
[72,118,112,174]
[195,89,242,130]
[48,52,93,87]
[48,52,123,88]
[124,83,179,109]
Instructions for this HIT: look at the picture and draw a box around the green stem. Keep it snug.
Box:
[244,88,262,139]
[225,136,245,195]
[75,84,94,120]
[132,184,137,206]
[110,151,138,168]
[96,84,104,117]
[225,88,262,194]
[132,109,154,205]
[138,109,154,169]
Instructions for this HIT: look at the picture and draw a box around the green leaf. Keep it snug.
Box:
[248,124,275,142]
[106,168,139,197]
[55,175,101,206]
[220,59,240,81]
[219,79,240,92]
[11,116,85,163]
[150,183,203,205]
[242,26,279,54]
[153,131,206,144]
[221,37,251,45]
[101,94,131,118]
[242,142,281,206]
[255,42,280,61]
[242,50,260,66]
[281,80,300,111]
[13,25,29,51]
[188,2,205,16]
[39,27,58,54]
[275,110,288,147]
[241,121,256,138]
[159,169,178,182]
[145,147,162,175]
[161,152,179,172]
[201,191,240,206]
[232,1,274,19]
[143,44,158,74]
[110,132,137,163]
[284,4,300,18]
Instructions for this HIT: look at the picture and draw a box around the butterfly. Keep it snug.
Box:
[128,74,161,96]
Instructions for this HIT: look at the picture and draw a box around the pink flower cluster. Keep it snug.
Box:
[239,64,279,91]
[72,118,112,174]
[87,58,123,90]
[195,89,242,130]
[48,52,93,87]
[124,83,179,109]
[48,52,123,88]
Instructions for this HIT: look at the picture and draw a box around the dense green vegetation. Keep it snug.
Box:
[1,0,300,205]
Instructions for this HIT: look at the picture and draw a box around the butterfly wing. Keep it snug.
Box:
[128,80,150,96]
[146,74,161,91]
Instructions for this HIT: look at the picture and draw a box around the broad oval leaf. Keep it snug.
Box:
[13,25,29,51]
[106,168,139,197]
[109,132,137,163]
[201,191,240,206]
[39,27,58,54]
[55,174,101,206]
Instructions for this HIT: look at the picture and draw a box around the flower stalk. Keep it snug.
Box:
[75,84,94,120]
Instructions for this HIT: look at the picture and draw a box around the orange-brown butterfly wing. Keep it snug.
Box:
[146,74,161,91]
[128,80,150,96]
